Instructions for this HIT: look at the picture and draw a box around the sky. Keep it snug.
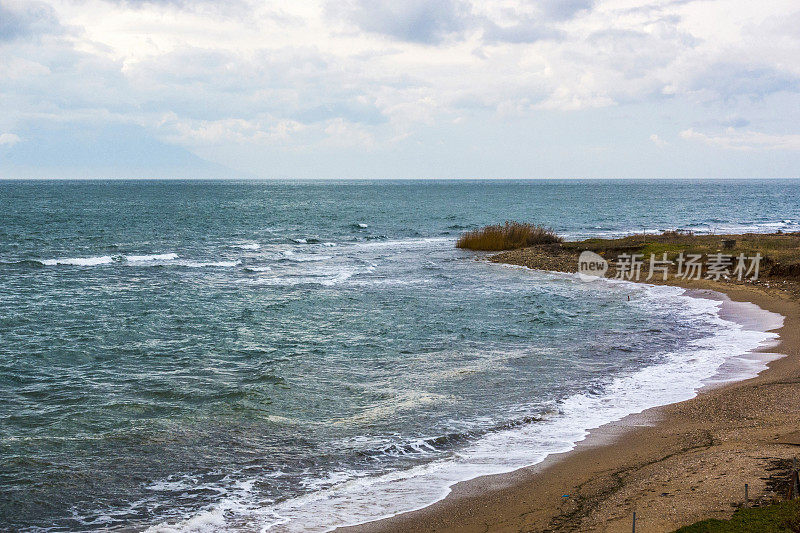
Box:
[1,0,799,179]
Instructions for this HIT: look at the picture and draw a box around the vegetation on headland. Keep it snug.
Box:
[673,499,800,532]
[456,221,562,251]
[463,224,800,531]
[468,226,800,291]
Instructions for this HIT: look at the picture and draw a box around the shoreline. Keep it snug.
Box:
[337,277,799,532]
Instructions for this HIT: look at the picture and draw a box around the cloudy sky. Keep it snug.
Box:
[1,0,799,178]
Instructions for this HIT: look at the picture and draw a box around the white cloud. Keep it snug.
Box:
[330,0,472,44]
[0,133,21,145]
[322,117,375,148]
[680,128,800,151]
[0,0,62,41]
[33,0,799,119]
[649,133,667,147]
[156,114,308,145]
[1,0,800,176]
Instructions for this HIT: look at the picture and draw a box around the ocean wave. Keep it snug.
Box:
[126,253,179,262]
[350,237,452,250]
[238,270,356,287]
[279,251,331,262]
[357,415,543,459]
[562,218,800,240]
[41,255,116,266]
[264,295,777,532]
[32,253,246,269]
[146,280,781,533]
[333,391,451,426]
[36,253,179,266]
[180,260,241,268]
[231,243,261,250]
[242,266,273,273]
[0,259,45,268]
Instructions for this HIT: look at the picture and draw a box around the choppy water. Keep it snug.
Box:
[0,179,796,532]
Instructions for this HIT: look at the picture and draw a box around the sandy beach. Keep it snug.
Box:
[339,278,800,532]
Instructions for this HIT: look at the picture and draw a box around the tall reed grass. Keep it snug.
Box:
[456,221,562,251]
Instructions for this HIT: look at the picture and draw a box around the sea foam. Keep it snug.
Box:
[41,255,115,266]
[126,253,179,262]
[142,279,782,533]
[38,253,243,268]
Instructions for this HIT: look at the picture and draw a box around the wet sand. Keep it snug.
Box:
[338,279,800,532]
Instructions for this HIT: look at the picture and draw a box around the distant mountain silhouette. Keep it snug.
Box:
[0,124,247,179]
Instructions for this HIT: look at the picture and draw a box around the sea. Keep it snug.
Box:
[1,179,797,532]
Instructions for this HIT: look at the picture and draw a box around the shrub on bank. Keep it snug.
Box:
[456,221,562,251]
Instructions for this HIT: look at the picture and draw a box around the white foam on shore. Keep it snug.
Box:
[144,277,783,533]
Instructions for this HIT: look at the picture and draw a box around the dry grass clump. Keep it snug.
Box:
[456,221,562,251]
[661,229,695,237]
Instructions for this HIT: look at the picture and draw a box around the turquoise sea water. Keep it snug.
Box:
[0,179,797,532]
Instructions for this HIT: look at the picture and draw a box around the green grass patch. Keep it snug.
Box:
[673,500,800,532]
